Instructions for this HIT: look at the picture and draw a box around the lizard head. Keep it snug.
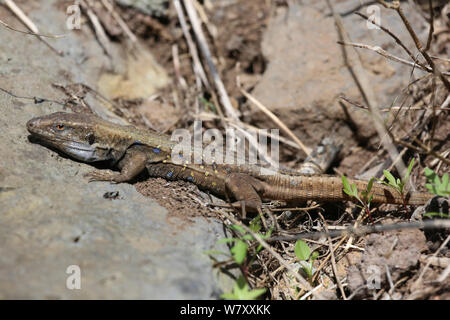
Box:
[27,112,115,162]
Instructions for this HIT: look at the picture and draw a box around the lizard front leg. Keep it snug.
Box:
[85,146,148,183]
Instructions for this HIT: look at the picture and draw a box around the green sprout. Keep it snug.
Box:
[342,174,375,222]
[379,158,415,196]
[221,275,266,300]
[294,240,319,282]
[424,168,450,197]
[423,168,450,219]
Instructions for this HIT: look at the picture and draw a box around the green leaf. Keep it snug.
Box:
[241,234,254,241]
[442,173,448,189]
[433,172,441,186]
[424,167,434,178]
[216,238,238,245]
[242,288,267,300]
[249,217,262,233]
[203,250,230,256]
[403,158,414,184]
[383,170,397,187]
[351,184,359,197]
[220,293,237,299]
[367,177,375,194]
[294,240,311,261]
[342,175,351,193]
[424,168,450,196]
[229,224,246,235]
[231,240,248,265]
[304,264,313,279]
[424,212,450,219]
[310,251,319,262]
[221,276,266,300]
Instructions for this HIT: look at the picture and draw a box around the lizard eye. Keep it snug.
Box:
[55,124,65,131]
[87,133,95,145]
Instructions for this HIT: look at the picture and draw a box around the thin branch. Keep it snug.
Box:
[268,219,450,242]
[354,12,425,69]
[338,41,450,76]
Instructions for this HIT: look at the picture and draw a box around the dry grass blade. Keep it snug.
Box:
[173,0,210,89]
[318,212,347,299]
[79,0,112,56]
[0,18,65,38]
[240,89,311,156]
[100,0,137,43]
[3,0,63,55]
[182,0,240,120]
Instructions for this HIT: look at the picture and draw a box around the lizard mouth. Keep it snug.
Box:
[31,134,98,161]
[26,122,99,161]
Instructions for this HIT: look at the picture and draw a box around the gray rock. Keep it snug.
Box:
[0,0,227,299]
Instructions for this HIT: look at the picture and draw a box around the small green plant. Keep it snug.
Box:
[206,217,272,300]
[342,175,375,222]
[423,168,450,219]
[379,159,415,196]
[294,240,319,282]
[342,175,375,207]
[221,275,266,300]
[424,168,450,197]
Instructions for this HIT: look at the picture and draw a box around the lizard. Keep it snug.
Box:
[26,112,434,214]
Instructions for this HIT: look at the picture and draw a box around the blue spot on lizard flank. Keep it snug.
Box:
[187,176,195,182]
[167,171,174,178]
[153,148,161,154]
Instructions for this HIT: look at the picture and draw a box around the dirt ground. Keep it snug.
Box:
[1,0,449,300]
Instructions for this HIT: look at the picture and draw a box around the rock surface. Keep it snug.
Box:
[0,0,226,299]
[346,223,427,298]
[252,0,430,152]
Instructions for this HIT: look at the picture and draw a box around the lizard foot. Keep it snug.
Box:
[84,170,119,183]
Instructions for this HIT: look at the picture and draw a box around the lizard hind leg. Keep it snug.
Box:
[225,173,265,219]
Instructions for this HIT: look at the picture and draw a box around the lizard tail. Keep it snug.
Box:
[262,175,434,205]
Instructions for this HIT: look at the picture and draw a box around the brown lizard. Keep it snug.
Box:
[26,112,433,213]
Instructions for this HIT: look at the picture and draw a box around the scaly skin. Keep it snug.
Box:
[26,112,433,211]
